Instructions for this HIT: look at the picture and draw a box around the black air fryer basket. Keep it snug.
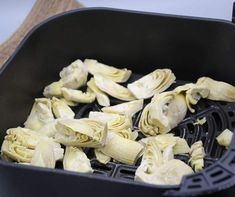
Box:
[1,6,235,197]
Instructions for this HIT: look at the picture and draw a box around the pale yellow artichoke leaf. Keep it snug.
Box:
[101,99,144,117]
[87,78,110,107]
[173,137,190,155]
[197,77,235,102]
[31,140,56,168]
[51,97,75,119]
[59,59,88,89]
[94,75,136,101]
[99,132,143,165]
[60,98,79,107]
[84,59,132,83]
[63,146,93,173]
[37,120,58,137]
[94,149,111,164]
[127,69,176,99]
[61,87,96,103]
[162,145,174,162]
[189,140,205,172]
[43,81,63,98]
[55,118,107,148]
[24,98,54,131]
[216,129,233,148]
[193,117,206,126]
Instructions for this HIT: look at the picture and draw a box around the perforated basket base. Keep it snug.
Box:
[54,73,235,196]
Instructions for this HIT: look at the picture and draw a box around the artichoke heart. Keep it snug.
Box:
[61,87,95,103]
[59,59,88,89]
[63,146,93,173]
[87,78,110,107]
[84,59,131,83]
[174,83,209,113]
[24,98,54,131]
[127,69,176,99]
[135,138,193,185]
[51,97,75,119]
[89,111,136,140]
[101,99,144,117]
[99,132,143,165]
[94,149,111,164]
[1,127,64,163]
[197,77,235,102]
[43,81,63,98]
[139,91,187,136]
[54,118,107,147]
[94,75,136,101]
[216,129,233,148]
[31,139,56,168]
[189,141,205,172]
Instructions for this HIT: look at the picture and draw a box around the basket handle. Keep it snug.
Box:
[0,0,83,68]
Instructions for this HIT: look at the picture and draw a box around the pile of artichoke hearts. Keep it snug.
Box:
[1,59,235,186]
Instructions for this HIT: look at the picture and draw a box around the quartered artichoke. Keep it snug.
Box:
[51,97,75,119]
[54,118,107,147]
[31,139,56,168]
[63,146,93,173]
[127,69,176,99]
[189,141,205,172]
[139,134,190,155]
[87,78,110,107]
[135,138,193,185]
[99,132,143,165]
[94,149,111,164]
[139,91,187,136]
[89,111,137,140]
[101,99,144,117]
[216,129,233,148]
[1,127,64,163]
[174,83,209,113]
[94,75,136,101]
[24,98,54,131]
[196,77,235,102]
[43,81,63,98]
[84,59,132,83]
[61,87,96,103]
[59,59,88,89]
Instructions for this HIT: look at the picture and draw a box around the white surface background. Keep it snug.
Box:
[0,0,234,44]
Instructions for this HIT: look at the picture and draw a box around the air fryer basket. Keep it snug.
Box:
[1,7,235,197]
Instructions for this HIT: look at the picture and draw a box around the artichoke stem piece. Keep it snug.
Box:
[99,132,143,165]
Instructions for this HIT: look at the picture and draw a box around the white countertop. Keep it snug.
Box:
[0,0,234,44]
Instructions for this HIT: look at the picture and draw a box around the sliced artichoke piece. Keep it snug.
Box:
[1,127,64,162]
[84,59,131,83]
[197,77,235,102]
[59,59,88,89]
[89,111,135,140]
[94,75,136,101]
[94,149,111,164]
[127,69,176,99]
[173,137,190,155]
[87,78,110,107]
[101,99,144,117]
[51,97,75,119]
[99,132,143,165]
[63,146,93,173]
[31,140,56,168]
[216,129,233,148]
[139,92,187,135]
[55,118,107,147]
[189,141,205,172]
[24,98,54,131]
[174,83,209,113]
[61,87,95,103]
[43,81,63,98]
[135,138,193,185]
